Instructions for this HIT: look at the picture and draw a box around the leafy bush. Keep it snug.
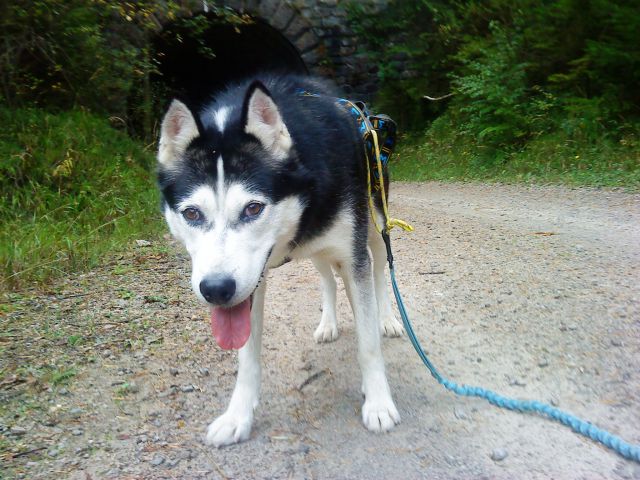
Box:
[0,107,162,290]
[349,0,640,154]
[0,0,255,138]
[0,1,142,114]
[347,0,460,128]
[451,23,534,150]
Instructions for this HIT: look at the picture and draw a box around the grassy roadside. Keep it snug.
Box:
[391,130,640,189]
[1,107,638,294]
[0,107,163,292]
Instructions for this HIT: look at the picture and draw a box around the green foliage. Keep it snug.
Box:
[0,107,162,290]
[349,0,640,158]
[0,0,143,115]
[451,22,536,149]
[0,0,250,137]
[347,0,460,127]
[391,122,640,188]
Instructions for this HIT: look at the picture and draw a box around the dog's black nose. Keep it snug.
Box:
[199,276,236,305]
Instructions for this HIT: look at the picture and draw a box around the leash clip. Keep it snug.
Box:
[381,229,394,268]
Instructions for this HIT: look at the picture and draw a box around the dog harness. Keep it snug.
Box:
[297,89,413,234]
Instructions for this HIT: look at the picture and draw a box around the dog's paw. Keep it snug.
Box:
[362,397,401,432]
[380,314,404,337]
[314,320,339,343]
[205,411,253,447]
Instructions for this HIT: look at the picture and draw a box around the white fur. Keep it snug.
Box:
[206,279,266,446]
[216,156,225,208]
[213,106,230,133]
[369,222,404,337]
[311,258,339,343]
[199,205,401,446]
[166,181,304,307]
[293,211,400,433]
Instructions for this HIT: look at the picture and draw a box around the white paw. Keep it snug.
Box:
[205,411,253,447]
[362,396,401,432]
[381,314,404,337]
[314,319,339,343]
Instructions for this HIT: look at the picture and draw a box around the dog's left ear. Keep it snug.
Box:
[242,81,292,160]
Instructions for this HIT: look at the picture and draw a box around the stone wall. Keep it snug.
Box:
[174,0,390,100]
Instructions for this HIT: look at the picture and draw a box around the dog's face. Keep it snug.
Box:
[158,83,305,348]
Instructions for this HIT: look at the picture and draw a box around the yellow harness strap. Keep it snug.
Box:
[343,100,414,235]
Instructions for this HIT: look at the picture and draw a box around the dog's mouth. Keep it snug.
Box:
[210,295,253,350]
[209,247,273,350]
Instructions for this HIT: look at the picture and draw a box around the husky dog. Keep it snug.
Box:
[157,74,403,447]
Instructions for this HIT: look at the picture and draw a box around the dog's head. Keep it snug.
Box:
[157,81,305,349]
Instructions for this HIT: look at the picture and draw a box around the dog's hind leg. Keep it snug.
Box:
[336,255,401,432]
[369,222,404,337]
[311,256,339,343]
[205,280,266,447]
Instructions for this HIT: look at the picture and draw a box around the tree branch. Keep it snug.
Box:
[423,92,455,101]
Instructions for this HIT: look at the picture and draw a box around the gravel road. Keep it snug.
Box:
[3,182,639,479]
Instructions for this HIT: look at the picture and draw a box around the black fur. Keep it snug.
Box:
[158,73,368,248]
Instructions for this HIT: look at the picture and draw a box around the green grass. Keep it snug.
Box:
[0,107,163,291]
[391,127,640,189]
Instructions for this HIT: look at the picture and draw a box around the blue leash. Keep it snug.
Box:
[381,230,640,463]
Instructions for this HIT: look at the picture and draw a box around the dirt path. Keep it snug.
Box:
[2,182,639,479]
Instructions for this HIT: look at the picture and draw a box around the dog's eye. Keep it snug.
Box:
[243,202,264,219]
[182,207,202,223]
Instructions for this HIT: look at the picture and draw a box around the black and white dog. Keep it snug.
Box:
[157,74,403,446]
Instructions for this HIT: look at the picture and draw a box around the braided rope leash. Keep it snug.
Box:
[359,105,639,463]
[382,229,640,463]
[299,89,640,461]
[357,104,640,462]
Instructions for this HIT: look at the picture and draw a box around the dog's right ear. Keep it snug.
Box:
[158,99,199,167]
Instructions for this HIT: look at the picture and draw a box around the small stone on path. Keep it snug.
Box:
[69,407,83,418]
[490,448,508,462]
[453,407,468,420]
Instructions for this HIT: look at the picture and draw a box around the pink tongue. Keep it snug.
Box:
[210,298,252,350]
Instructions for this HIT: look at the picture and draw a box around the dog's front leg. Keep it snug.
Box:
[205,280,266,447]
[340,260,401,432]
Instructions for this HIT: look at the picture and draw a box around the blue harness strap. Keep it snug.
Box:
[298,90,396,189]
